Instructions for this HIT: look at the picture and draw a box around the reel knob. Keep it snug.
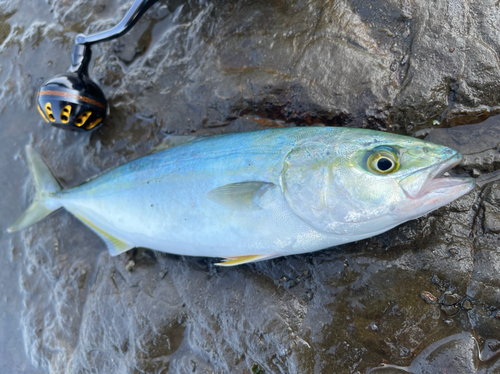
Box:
[37,44,108,132]
[37,72,107,132]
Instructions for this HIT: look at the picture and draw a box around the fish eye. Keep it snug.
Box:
[367,147,399,174]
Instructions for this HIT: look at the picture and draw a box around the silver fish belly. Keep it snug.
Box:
[8,127,475,266]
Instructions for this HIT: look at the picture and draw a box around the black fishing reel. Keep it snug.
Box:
[37,0,159,132]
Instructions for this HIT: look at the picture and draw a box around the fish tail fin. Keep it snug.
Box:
[7,146,62,232]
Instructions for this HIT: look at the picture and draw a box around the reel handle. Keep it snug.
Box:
[75,0,160,45]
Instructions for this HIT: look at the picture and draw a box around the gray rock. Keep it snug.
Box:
[89,0,500,135]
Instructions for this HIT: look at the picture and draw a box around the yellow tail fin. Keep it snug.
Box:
[8,146,62,232]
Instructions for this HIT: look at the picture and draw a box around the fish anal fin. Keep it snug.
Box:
[76,215,134,256]
[215,254,275,266]
[148,135,200,154]
[207,181,274,210]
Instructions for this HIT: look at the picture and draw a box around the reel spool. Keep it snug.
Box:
[37,0,159,132]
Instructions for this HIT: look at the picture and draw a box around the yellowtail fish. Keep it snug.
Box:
[8,127,475,266]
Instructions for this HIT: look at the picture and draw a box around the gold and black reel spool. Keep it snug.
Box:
[37,73,107,132]
[36,44,108,132]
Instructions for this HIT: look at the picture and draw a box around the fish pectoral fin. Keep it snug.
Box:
[76,215,134,256]
[215,254,275,266]
[148,135,200,154]
[207,181,275,209]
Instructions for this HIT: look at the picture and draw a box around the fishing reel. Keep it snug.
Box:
[37,0,159,132]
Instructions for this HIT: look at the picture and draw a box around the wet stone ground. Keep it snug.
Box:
[1,0,500,373]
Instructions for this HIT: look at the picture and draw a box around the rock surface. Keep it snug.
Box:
[1,0,500,373]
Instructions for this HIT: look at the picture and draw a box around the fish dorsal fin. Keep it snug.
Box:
[76,214,134,256]
[215,254,276,266]
[207,181,274,209]
[148,135,200,154]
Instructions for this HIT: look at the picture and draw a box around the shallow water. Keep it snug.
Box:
[2,0,500,373]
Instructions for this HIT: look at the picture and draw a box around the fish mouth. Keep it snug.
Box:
[400,153,475,199]
[418,156,473,197]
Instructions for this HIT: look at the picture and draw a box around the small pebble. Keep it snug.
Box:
[442,291,461,306]
[283,279,298,289]
[494,311,500,319]
[159,269,168,279]
[431,274,443,287]
[369,322,378,331]
[421,291,437,304]
[462,299,473,310]
[125,260,135,272]
[443,318,453,326]
[252,364,263,374]
[488,341,500,351]
[441,304,459,316]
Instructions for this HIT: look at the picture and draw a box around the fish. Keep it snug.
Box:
[8,127,475,266]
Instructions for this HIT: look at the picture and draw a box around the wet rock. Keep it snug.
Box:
[18,214,101,373]
[86,0,500,134]
[0,0,18,19]
[49,0,107,28]
[465,184,500,341]
[482,183,500,234]
[424,115,500,175]
[367,332,479,373]
[66,253,188,374]
[479,339,500,368]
